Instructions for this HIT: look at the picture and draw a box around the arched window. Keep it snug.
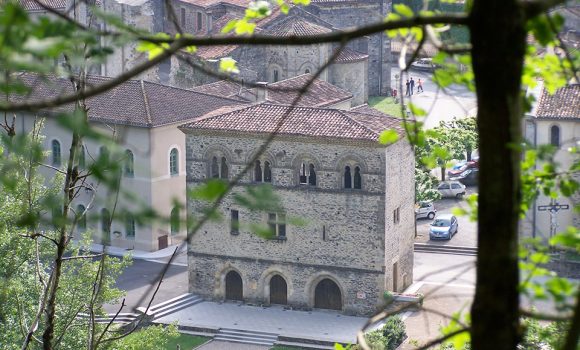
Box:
[211,156,219,178]
[354,166,362,189]
[344,166,352,189]
[254,160,272,183]
[309,164,316,186]
[197,12,202,31]
[169,148,179,176]
[124,150,134,177]
[264,161,272,182]
[77,205,86,231]
[78,145,85,169]
[101,208,111,245]
[550,125,560,147]
[125,214,135,238]
[51,140,61,166]
[273,70,279,82]
[220,157,229,179]
[254,160,262,182]
[170,207,180,235]
[305,69,311,74]
[299,162,316,186]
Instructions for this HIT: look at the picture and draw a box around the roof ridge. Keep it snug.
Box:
[144,80,248,103]
[140,80,153,126]
[337,110,382,138]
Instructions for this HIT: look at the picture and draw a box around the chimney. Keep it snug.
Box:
[255,82,268,102]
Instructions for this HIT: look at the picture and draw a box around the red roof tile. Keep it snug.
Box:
[19,0,67,11]
[267,74,352,107]
[334,47,369,63]
[535,84,580,119]
[266,15,332,37]
[13,74,245,127]
[180,102,404,143]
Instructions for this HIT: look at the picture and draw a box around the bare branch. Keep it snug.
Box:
[520,308,573,322]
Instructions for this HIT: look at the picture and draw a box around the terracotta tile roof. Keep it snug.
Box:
[334,47,369,63]
[267,74,352,107]
[535,84,580,119]
[177,0,251,8]
[180,102,404,143]
[191,79,252,100]
[19,0,67,11]
[13,74,244,127]
[196,44,239,59]
[266,15,332,37]
[391,39,438,58]
[192,74,352,107]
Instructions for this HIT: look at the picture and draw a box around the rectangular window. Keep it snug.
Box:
[268,213,286,239]
[181,8,186,27]
[393,207,400,224]
[231,209,239,235]
[197,12,202,31]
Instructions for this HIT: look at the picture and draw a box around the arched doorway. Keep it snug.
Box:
[314,278,342,310]
[269,275,287,305]
[225,271,243,301]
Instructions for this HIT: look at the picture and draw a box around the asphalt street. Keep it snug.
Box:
[391,67,477,129]
[103,259,188,314]
[415,186,479,247]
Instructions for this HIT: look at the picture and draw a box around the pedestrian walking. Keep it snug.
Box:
[417,78,424,93]
[410,77,415,95]
[405,79,410,96]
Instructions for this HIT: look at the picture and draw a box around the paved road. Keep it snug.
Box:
[391,67,477,129]
[415,186,479,248]
[104,259,188,313]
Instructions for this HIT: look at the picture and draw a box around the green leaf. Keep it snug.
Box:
[393,4,414,18]
[378,130,399,145]
[188,180,228,201]
[219,57,240,74]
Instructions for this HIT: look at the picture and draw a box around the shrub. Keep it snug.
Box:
[352,316,407,350]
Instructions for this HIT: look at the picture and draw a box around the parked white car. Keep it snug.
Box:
[438,181,466,198]
[410,58,435,71]
[415,202,436,220]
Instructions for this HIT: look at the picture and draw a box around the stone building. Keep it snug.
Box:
[180,103,414,315]
[523,83,580,240]
[12,74,244,251]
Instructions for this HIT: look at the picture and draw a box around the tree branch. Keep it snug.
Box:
[562,288,580,350]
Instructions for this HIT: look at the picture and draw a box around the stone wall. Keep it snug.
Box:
[184,132,414,315]
[329,60,368,106]
[306,0,392,96]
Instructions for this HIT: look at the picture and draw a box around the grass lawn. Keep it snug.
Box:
[166,334,209,350]
[368,96,404,118]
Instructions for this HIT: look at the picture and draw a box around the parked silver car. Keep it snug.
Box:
[437,181,466,198]
[429,214,459,240]
[415,202,436,220]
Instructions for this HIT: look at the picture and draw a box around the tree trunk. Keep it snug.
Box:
[466,145,472,161]
[440,166,446,181]
[470,0,526,349]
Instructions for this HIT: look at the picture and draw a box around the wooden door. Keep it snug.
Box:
[225,271,243,301]
[158,235,168,250]
[314,279,342,310]
[269,275,287,305]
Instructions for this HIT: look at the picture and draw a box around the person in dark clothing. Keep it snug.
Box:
[410,77,415,95]
[405,79,410,96]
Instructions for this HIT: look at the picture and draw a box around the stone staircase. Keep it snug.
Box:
[77,312,139,325]
[144,293,203,320]
[214,328,278,346]
[414,243,477,256]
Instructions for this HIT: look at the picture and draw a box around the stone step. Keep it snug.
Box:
[414,243,477,256]
[214,328,278,346]
[77,312,139,324]
[149,294,203,320]
[275,340,335,349]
